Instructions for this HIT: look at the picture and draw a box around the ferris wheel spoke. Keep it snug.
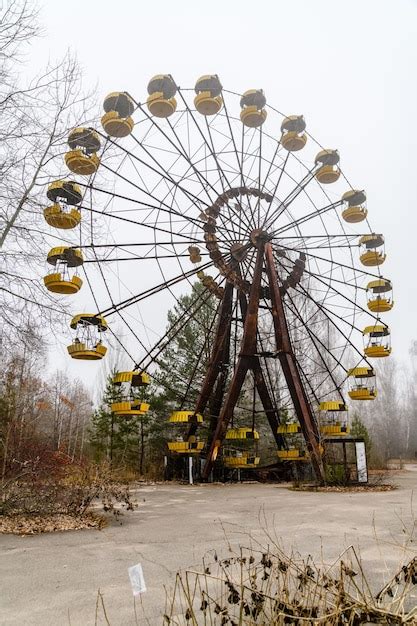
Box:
[76,177,201,228]
[77,199,202,243]
[274,234,361,252]
[260,138,285,201]
[291,281,373,366]
[271,199,344,238]
[98,130,214,214]
[89,246,153,353]
[136,282,221,372]
[81,262,161,369]
[178,306,220,409]
[275,242,382,280]
[294,260,367,294]
[292,283,363,334]
[76,240,203,250]
[220,94,245,190]
[284,290,348,395]
[134,102,217,207]
[261,152,289,227]
[176,88,235,192]
[175,89,255,233]
[203,118,258,232]
[83,252,211,263]
[292,357,322,406]
[263,165,318,230]
[99,161,203,230]
[300,270,377,322]
[98,260,214,317]
[238,126,258,231]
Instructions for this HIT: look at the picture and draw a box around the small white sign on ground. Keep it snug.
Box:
[128,563,147,596]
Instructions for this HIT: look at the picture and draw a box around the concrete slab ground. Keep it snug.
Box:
[1,468,416,625]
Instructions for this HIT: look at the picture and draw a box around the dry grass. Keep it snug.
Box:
[0,512,106,535]
[163,547,417,624]
[290,484,397,493]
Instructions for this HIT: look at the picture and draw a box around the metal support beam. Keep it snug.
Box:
[264,242,324,482]
[202,243,265,479]
[238,290,284,449]
[187,280,234,439]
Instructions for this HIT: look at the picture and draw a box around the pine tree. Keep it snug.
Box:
[153,282,217,411]
[350,413,372,459]
[90,371,145,468]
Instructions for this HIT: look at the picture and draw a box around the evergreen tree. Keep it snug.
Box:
[153,282,217,410]
[90,371,148,468]
[350,413,372,459]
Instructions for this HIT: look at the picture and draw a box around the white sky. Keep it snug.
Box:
[28,0,417,393]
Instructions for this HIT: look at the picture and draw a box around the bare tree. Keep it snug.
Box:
[0,0,95,345]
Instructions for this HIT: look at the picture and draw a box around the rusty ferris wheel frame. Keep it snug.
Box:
[60,79,388,482]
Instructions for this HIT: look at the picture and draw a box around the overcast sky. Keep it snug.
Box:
[28,0,417,393]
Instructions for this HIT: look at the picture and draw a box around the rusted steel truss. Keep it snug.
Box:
[190,239,324,482]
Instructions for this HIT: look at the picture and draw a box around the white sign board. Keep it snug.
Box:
[128,563,147,596]
[355,441,368,483]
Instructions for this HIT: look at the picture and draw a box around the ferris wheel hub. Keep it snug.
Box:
[230,242,249,261]
[250,228,270,248]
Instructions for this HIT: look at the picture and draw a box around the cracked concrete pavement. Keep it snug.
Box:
[1,468,416,625]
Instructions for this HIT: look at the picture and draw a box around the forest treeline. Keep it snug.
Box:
[2,288,417,488]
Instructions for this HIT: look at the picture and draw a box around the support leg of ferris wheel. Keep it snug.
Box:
[189,270,283,458]
[237,290,284,449]
[264,242,325,482]
[186,279,235,440]
[207,337,231,438]
[202,242,266,480]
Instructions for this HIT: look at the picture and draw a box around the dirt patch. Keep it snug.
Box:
[290,483,396,493]
[0,512,106,536]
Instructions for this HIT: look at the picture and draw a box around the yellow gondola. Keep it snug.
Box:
[194,75,223,116]
[225,427,259,440]
[111,370,150,416]
[223,428,260,468]
[197,270,224,299]
[348,366,377,400]
[359,234,386,267]
[188,246,202,263]
[44,181,82,229]
[43,246,83,294]
[147,75,177,118]
[319,401,347,412]
[315,149,340,184]
[277,448,307,460]
[168,411,203,423]
[67,314,108,360]
[167,440,204,454]
[111,400,150,416]
[319,401,349,437]
[113,371,150,386]
[341,189,367,223]
[281,115,307,151]
[277,423,302,434]
[366,279,393,312]
[167,413,204,453]
[102,92,135,137]
[240,89,267,128]
[223,453,260,468]
[363,324,391,358]
[320,423,350,435]
[64,128,101,176]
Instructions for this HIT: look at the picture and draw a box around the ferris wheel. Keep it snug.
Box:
[42,75,393,481]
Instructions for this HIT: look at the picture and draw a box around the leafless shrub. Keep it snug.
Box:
[164,546,417,624]
[0,458,135,519]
